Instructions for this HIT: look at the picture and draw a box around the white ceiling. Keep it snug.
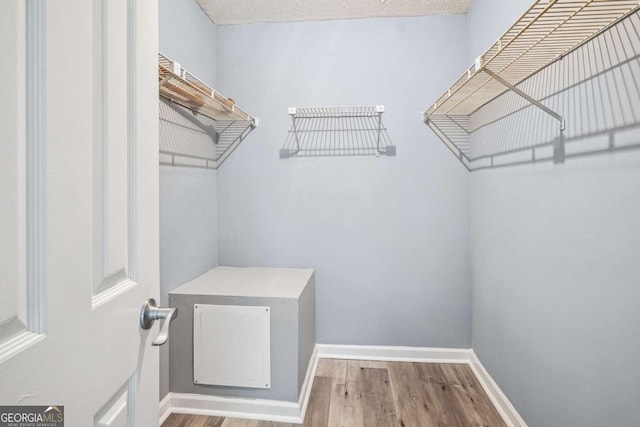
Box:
[195,0,473,25]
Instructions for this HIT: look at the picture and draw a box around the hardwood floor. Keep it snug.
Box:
[162,359,506,427]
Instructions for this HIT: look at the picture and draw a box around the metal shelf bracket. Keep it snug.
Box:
[482,68,565,164]
[482,68,565,132]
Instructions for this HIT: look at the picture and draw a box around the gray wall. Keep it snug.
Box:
[215,16,472,348]
[158,0,219,401]
[160,167,219,299]
[465,0,530,68]
[159,0,217,85]
[468,1,640,426]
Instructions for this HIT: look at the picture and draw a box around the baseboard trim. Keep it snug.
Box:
[297,345,319,422]
[316,343,472,363]
[158,345,526,427]
[169,392,302,424]
[159,346,318,425]
[469,350,528,427]
[159,393,171,425]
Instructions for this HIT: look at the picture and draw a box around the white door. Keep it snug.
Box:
[0,0,160,426]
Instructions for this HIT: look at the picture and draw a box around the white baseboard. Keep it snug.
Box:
[297,345,319,421]
[159,393,171,425]
[159,345,526,427]
[169,392,302,423]
[159,346,318,425]
[469,350,528,427]
[317,343,472,363]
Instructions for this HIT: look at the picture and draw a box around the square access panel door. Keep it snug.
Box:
[193,304,271,388]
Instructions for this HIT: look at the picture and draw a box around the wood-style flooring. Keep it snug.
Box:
[162,359,506,427]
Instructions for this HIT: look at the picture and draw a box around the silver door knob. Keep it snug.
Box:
[140,298,178,346]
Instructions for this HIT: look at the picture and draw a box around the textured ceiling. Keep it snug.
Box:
[195,0,473,25]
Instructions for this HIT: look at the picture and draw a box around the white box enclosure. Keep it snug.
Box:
[169,266,316,402]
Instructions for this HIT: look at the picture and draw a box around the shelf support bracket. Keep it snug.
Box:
[161,98,219,143]
[290,115,301,156]
[482,68,565,163]
[425,118,471,168]
[482,68,566,132]
[376,112,383,156]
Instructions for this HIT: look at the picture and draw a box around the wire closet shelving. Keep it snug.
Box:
[423,0,640,170]
[158,53,257,168]
[280,106,396,158]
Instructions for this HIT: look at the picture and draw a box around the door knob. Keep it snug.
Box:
[140,298,178,346]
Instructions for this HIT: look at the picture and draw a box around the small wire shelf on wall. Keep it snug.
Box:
[279,106,396,159]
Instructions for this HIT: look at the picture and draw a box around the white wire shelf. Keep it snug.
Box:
[158,53,257,169]
[280,105,396,158]
[423,0,640,167]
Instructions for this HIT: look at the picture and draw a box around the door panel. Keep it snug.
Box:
[91,0,135,301]
[0,0,24,335]
[0,0,159,425]
[94,377,135,427]
[0,0,45,364]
